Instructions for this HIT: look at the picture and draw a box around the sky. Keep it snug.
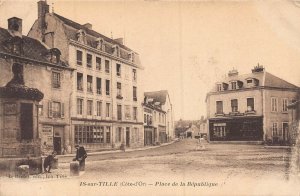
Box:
[1,0,300,121]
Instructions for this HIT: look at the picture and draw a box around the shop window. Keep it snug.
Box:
[106,127,111,143]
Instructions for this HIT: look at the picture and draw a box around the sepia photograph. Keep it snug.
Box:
[0,0,300,195]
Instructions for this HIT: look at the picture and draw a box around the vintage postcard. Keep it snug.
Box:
[0,0,299,195]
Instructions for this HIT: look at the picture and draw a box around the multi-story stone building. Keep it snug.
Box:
[206,66,299,144]
[143,95,167,145]
[144,90,174,143]
[0,17,73,155]
[28,1,144,151]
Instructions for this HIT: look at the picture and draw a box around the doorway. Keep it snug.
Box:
[125,127,130,147]
[282,123,289,142]
[53,137,61,155]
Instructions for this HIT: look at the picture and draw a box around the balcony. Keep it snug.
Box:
[245,110,256,115]
[215,113,224,117]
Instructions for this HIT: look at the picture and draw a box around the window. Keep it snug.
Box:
[125,105,131,120]
[133,86,137,101]
[116,63,121,77]
[271,97,278,112]
[247,98,254,111]
[217,84,222,91]
[133,69,137,81]
[106,103,110,117]
[231,99,238,112]
[117,82,122,97]
[52,72,61,88]
[117,105,122,120]
[96,101,102,117]
[96,57,101,70]
[144,114,147,123]
[247,79,252,84]
[77,98,83,115]
[74,125,106,144]
[77,72,83,91]
[106,80,110,96]
[106,127,111,143]
[87,75,93,93]
[105,60,110,73]
[87,100,93,116]
[216,101,223,114]
[154,111,156,122]
[272,122,279,137]
[76,50,82,65]
[87,53,92,68]
[231,81,237,90]
[96,77,102,94]
[133,107,137,120]
[48,101,64,118]
[282,98,288,112]
[116,127,122,143]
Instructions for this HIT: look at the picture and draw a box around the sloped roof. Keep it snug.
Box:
[264,72,298,89]
[0,27,67,67]
[145,90,169,105]
[53,13,133,52]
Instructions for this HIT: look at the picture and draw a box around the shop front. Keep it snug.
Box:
[209,116,263,141]
[144,126,154,146]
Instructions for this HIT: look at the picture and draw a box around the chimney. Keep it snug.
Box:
[83,23,92,30]
[252,64,265,73]
[114,38,124,45]
[7,17,22,37]
[38,0,49,30]
[228,68,238,77]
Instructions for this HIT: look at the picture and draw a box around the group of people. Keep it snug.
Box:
[43,144,87,173]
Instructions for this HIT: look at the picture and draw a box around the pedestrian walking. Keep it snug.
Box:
[73,144,87,171]
[43,151,57,173]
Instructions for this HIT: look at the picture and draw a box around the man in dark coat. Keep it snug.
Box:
[44,151,57,173]
[73,145,87,171]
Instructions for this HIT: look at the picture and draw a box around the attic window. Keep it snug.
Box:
[113,45,120,57]
[8,37,23,55]
[96,37,104,50]
[49,48,61,64]
[76,29,86,44]
[217,84,222,91]
[247,79,252,84]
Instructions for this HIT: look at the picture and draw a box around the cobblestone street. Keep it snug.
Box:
[1,139,299,196]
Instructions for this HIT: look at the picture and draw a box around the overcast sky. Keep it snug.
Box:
[1,0,300,121]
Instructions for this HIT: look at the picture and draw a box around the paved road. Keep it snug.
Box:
[1,139,299,196]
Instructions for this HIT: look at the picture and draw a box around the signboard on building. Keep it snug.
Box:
[40,126,53,154]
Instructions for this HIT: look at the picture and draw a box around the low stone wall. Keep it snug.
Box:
[0,156,42,176]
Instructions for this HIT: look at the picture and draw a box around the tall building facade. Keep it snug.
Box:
[0,17,73,156]
[28,1,144,151]
[144,90,175,142]
[206,66,299,144]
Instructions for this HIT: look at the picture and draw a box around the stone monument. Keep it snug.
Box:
[0,62,44,175]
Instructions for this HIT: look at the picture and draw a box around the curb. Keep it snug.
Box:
[263,146,292,149]
[56,140,177,158]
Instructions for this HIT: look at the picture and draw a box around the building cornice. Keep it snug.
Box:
[70,117,144,125]
[69,39,144,70]
[207,86,299,97]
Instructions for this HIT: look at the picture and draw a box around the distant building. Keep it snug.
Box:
[28,1,144,151]
[0,17,73,155]
[144,90,174,142]
[206,66,299,144]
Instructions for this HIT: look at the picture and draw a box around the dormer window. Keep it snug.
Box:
[96,37,104,50]
[6,36,23,55]
[217,84,222,91]
[113,45,120,57]
[246,78,259,87]
[76,29,86,44]
[49,48,61,64]
[247,79,252,84]
[129,52,135,62]
[231,81,237,90]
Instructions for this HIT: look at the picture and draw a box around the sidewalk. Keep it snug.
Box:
[56,139,178,158]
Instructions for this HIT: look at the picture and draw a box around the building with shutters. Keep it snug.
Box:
[206,65,299,145]
[28,1,144,152]
[0,17,73,155]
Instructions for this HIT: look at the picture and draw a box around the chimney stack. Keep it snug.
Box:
[114,38,124,45]
[38,0,49,30]
[228,68,238,77]
[8,17,22,37]
[83,23,92,30]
